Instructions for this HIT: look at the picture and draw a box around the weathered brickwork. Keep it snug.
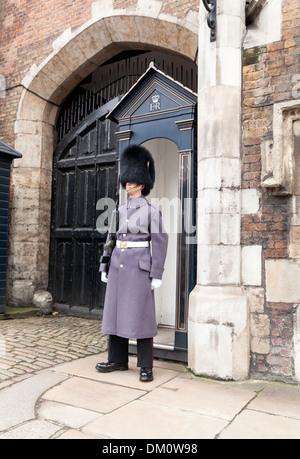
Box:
[0,0,198,147]
[242,197,289,259]
[0,0,94,145]
[242,0,300,382]
[252,302,295,380]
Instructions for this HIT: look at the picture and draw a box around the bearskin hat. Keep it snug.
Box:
[120,144,155,196]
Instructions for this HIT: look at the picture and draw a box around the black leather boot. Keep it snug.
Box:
[95,361,128,372]
[140,367,153,382]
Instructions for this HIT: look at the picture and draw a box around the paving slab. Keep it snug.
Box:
[41,376,147,414]
[54,352,183,390]
[144,377,259,421]
[219,409,300,439]
[0,419,63,439]
[248,382,300,419]
[82,399,228,439]
[38,400,102,429]
[0,371,68,431]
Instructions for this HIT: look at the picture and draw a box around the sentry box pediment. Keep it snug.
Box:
[107,62,197,143]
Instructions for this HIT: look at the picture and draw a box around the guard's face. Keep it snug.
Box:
[126,183,145,197]
[126,183,138,192]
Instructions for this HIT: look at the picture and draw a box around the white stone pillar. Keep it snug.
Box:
[188,0,249,380]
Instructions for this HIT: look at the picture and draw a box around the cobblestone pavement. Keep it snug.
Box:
[0,315,107,384]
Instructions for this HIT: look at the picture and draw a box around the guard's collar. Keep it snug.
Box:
[127,196,148,209]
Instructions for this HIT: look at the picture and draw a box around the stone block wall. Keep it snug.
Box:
[242,0,300,382]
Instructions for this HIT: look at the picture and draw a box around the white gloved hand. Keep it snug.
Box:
[101,272,108,283]
[151,278,162,290]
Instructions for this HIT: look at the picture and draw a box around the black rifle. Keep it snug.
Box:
[100,158,120,275]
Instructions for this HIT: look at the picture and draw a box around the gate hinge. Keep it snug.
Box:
[202,0,217,42]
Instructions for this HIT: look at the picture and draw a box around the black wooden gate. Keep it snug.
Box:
[49,100,119,317]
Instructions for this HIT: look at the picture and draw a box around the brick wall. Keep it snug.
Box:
[242,0,300,382]
[0,0,199,148]
[0,0,95,146]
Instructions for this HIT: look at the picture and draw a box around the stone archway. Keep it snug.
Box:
[8,13,198,305]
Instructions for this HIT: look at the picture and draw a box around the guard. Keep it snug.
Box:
[96,144,168,381]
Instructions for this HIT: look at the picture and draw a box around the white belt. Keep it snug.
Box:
[116,240,150,248]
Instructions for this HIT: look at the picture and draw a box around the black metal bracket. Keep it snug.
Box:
[202,0,217,42]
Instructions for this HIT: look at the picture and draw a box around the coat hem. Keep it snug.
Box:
[101,330,158,340]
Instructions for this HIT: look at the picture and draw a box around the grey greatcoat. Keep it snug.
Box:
[100,196,168,340]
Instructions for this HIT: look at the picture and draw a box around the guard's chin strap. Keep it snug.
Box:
[126,184,143,193]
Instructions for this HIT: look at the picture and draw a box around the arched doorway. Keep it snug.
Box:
[49,51,197,331]
[10,13,198,323]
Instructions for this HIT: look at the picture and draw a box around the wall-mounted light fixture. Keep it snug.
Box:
[202,0,217,42]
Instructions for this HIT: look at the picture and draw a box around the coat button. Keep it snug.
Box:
[121,248,125,252]
[120,264,124,268]
[123,233,126,237]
